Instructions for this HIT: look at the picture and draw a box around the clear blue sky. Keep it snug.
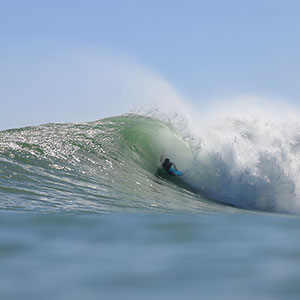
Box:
[1,0,300,130]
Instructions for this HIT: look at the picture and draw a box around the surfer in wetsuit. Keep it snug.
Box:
[160,155,178,175]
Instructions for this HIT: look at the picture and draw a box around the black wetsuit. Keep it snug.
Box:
[162,160,174,175]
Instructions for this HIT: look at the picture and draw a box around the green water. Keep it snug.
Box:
[0,115,234,214]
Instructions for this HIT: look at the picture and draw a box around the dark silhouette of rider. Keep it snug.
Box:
[160,155,178,175]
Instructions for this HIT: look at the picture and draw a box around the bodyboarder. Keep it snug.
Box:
[160,153,178,175]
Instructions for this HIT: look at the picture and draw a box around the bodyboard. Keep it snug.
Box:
[169,167,182,176]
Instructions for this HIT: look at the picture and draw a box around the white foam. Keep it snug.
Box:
[138,97,300,214]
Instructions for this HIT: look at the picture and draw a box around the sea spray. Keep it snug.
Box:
[135,100,300,214]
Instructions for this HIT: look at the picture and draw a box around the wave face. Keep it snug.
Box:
[1,110,300,215]
[0,115,230,214]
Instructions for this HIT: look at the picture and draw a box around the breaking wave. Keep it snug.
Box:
[1,104,300,215]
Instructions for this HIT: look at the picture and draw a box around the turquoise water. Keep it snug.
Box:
[2,211,300,300]
[1,114,300,299]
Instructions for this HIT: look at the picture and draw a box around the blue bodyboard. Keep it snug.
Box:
[169,167,182,176]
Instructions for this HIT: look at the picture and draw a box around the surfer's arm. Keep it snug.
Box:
[171,163,178,170]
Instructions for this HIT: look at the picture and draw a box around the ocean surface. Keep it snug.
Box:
[1,113,300,299]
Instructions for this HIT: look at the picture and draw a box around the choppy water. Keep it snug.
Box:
[2,112,300,299]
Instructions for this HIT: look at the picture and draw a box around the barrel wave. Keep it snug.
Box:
[1,111,300,215]
[0,115,227,214]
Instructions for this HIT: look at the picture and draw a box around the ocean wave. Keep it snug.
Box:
[0,115,227,214]
[1,109,300,215]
